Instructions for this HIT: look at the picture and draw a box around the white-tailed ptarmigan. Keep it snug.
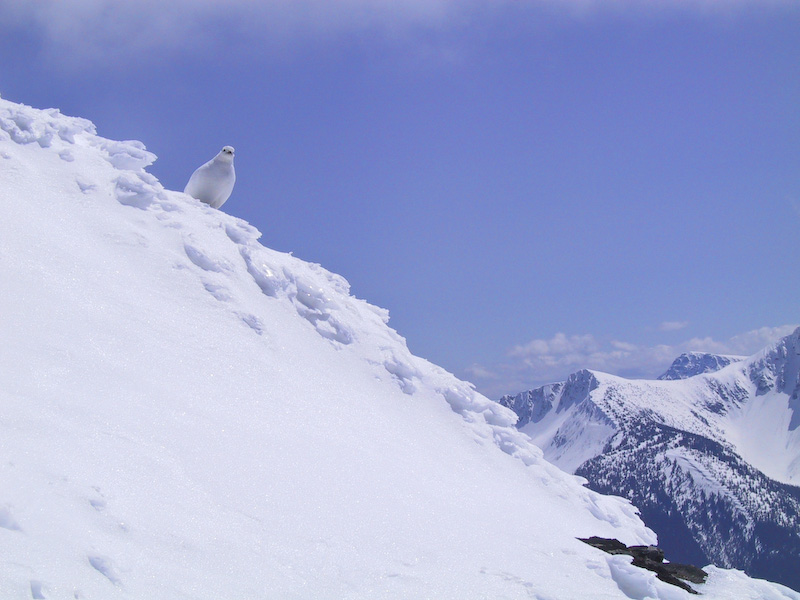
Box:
[184,146,236,209]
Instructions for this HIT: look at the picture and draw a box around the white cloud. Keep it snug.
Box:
[510,332,599,359]
[466,324,798,400]
[464,363,498,380]
[610,340,638,352]
[685,325,798,356]
[660,320,689,331]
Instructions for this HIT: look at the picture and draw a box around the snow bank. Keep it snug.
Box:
[1,95,795,599]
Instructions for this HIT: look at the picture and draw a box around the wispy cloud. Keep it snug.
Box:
[0,0,465,67]
[466,324,798,399]
[2,0,794,68]
[684,326,799,356]
[660,320,689,331]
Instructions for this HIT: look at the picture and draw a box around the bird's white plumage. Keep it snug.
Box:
[184,146,236,209]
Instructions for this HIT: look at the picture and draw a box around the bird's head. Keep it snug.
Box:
[218,146,235,163]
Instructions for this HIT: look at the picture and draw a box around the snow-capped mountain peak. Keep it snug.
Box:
[745,327,800,428]
[500,329,800,592]
[658,352,745,380]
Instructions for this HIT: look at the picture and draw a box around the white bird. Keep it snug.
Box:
[184,146,236,209]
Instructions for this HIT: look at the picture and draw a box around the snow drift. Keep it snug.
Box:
[1,95,797,599]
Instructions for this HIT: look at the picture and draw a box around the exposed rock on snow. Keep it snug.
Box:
[579,536,708,594]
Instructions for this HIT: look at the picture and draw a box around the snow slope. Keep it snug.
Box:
[500,334,800,590]
[1,95,797,600]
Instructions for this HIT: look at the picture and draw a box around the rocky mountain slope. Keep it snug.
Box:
[500,332,800,591]
[657,352,744,380]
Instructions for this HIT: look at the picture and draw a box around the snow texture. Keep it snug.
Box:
[1,94,797,599]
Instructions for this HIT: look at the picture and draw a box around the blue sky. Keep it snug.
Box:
[2,0,798,398]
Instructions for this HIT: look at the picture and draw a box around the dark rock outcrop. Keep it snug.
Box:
[579,536,708,594]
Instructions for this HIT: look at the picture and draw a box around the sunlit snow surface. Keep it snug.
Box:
[1,96,797,599]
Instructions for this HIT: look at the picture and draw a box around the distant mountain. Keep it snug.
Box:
[499,330,800,591]
[658,352,745,380]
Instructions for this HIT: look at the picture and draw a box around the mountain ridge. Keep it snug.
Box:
[658,352,745,381]
[500,328,800,591]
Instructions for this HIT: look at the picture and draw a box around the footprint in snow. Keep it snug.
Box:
[89,497,106,512]
[88,555,120,585]
[224,222,258,245]
[183,242,229,273]
[0,505,21,531]
[76,178,95,194]
[383,358,419,395]
[239,247,284,297]
[30,580,47,599]
[203,281,233,302]
[114,172,155,209]
[238,313,265,335]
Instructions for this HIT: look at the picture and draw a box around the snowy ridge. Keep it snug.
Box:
[500,329,800,591]
[504,335,800,486]
[0,95,535,469]
[4,95,771,599]
[745,330,800,430]
[658,352,745,380]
